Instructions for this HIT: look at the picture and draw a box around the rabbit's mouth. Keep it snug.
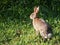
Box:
[30,13,37,19]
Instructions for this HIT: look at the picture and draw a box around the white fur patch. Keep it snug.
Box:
[48,33,52,38]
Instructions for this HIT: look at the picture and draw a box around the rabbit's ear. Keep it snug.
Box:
[34,6,39,14]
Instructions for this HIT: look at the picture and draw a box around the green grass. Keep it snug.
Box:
[0,13,60,45]
[0,19,60,45]
[0,1,60,45]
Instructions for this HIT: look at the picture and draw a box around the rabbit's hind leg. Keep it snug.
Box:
[40,32,48,42]
[40,36,47,42]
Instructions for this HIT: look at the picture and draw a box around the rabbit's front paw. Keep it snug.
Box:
[36,30,39,36]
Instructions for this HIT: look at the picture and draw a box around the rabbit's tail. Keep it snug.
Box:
[47,33,52,38]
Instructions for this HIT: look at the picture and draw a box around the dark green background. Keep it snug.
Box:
[0,0,60,45]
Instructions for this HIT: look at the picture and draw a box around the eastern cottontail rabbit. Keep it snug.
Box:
[30,6,52,40]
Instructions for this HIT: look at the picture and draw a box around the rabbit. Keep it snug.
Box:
[30,6,52,40]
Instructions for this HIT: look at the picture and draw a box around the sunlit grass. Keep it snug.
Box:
[0,17,60,45]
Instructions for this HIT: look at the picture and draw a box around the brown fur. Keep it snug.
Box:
[30,6,52,39]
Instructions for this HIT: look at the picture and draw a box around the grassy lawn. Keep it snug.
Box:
[0,0,60,45]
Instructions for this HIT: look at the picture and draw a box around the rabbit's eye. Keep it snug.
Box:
[31,13,34,15]
[31,14,35,17]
